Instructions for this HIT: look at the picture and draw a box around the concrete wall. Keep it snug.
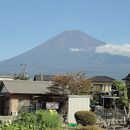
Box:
[68,95,91,124]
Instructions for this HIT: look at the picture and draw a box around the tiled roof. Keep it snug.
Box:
[90,76,115,83]
[1,80,53,94]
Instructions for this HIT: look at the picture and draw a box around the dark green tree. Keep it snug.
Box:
[112,80,128,107]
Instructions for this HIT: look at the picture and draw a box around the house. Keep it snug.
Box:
[0,80,58,115]
[90,76,115,108]
[123,73,130,87]
[123,73,130,98]
[90,76,115,92]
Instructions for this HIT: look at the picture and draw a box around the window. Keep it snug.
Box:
[18,99,30,113]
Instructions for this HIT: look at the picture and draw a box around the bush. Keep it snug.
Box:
[75,111,96,126]
[0,110,60,130]
[80,125,103,130]
[18,112,37,124]
[36,109,60,128]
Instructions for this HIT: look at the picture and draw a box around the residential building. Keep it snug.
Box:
[123,73,130,87]
[0,80,56,115]
[90,76,115,92]
[123,73,130,98]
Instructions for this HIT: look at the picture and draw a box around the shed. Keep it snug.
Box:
[68,95,91,124]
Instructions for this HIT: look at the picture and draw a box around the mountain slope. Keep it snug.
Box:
[0,30,130,79]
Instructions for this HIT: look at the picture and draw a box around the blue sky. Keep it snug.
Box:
[0,0,130,61]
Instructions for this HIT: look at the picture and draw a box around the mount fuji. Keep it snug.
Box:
[0,30,130,79]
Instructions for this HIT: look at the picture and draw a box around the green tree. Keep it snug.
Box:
[112,80,128,107]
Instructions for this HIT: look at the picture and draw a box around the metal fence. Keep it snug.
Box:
[94,106,127,128]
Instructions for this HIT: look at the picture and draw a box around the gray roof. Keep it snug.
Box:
[90,76,115,83]
[1,80,53,94]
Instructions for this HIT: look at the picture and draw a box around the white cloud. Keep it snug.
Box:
[70,48,85,52]
[95,44,130,57]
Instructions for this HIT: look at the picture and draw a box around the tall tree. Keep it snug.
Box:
[112,80,128,107]
[48,72,92,119]
[48,72,91,95]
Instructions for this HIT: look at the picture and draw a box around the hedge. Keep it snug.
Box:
[75,111,96,126]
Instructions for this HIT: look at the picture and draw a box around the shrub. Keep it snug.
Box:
[75,111,96,126]
[3,110,60,129]
[80,125,103,130]
[36,109,60,128]
[18,112,37,124]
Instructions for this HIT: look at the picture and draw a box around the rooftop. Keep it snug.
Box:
[90,76,115,83]
[1,80,53,94]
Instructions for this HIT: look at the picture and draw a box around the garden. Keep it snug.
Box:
[0,110,103,130]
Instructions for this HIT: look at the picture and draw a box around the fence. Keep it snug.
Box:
[94,106,127,128]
